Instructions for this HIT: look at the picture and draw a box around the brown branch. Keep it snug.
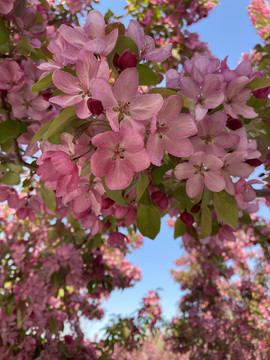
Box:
[11,138,37,171]
[255,188,270,198]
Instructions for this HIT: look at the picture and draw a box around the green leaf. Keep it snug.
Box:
[31,119,54,144]
[201,187,213,208]
[246,77,270,90]
[105,22,126,36]
[17,309,22,329]
[255,135,268,161]
[213,191,239,229]
[148,87,190,108]
[31,73,53,93]
[136,204,161,240]
[41,182,56,211]
[46,106,77,140]
[0,17,9,45]
[102,178,127,207]
[49,316,57,333]
[174,217,186,239]
[0,121,20,143]
[136,173,149,201]
[104,9,114,23]
[239,210,252,225]
[152,163,173,185]
[137,64,159,86]
[0,172,20,185]
[200,206,212,238]
[5,303,14,316]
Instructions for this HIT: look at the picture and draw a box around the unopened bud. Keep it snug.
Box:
[113,49,138,71]
[226,117,243,130]
[42,90,53,101]
[253,86,270,99]
[180,211,194,227]
[87,98,104,115]
[245,158,262,167]
[190,202,201,213]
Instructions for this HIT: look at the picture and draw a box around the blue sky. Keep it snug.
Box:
[81,0,267,339]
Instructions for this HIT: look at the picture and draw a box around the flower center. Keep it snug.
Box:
[111,143,125,160]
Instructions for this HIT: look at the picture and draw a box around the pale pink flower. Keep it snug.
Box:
[0,60,24,92]
[191,112,239,157]
[91,128,150,190]
[175,151,225,198]
[147,95,197,166]
[90,67,163,133]
[59,10,118,59]
[180,74,224,120]
[126,20,173,62]
[50,49,109,119]
[223,76,258,119]
[7,85,49,121]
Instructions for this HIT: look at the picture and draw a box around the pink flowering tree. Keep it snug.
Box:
[1,0,270,359]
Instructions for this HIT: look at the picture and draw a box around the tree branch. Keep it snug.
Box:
[255,188,270,198]
[11,138,37,171]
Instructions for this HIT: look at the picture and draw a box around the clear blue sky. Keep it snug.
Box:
[81,0,267,339]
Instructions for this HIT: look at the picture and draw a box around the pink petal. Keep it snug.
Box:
[204,170,226,192]
[51,151,75,175]
[105,159,134,190]
[174,163,195,180]
[130,94,163,121]
[52,70,82,94]
[147,134,163,166]
[158,95,182,123]
[168,114,197,139]
[186,174,204,198]
[83,10,105,39]
[124,148,150,172]
[90,78,117,108]
[50,95,82,107]
[163,137,194,158]
[77,50,99,91]
[59,25,87,47]
[114,68,139,103]
[143,43,173,62]
[126,20,144,53]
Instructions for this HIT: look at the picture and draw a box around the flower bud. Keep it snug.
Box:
[42,90,53,101]
[245,158,262,167]
[253,86,270,99]
[113,49,138,71]
[190,202,201,213]
[180,211,194,227]
[87,98,104,115]
[226,117,243,130]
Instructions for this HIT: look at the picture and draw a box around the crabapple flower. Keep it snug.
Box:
[147,95,197,166]
[175,151,225,198]
[0,60,24,92]
[37,151,79,197]
[7,85,49,121]
[59,10,118,59]
[126,20,173,62]
[190,112,239,157]
[223,76,258,119]
[220,151,254,195]
[91,128,150,190]
[50,49,109,119]
[180,74,224,120]
[90,68,163,132]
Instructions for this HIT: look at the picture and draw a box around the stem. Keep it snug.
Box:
[255,188,270,198]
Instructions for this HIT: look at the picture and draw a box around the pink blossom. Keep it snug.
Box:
[59,10,118,59]
[90,67,163,132]
[37,151,79,197]
[175,151,225,198]
[147,95,196,165]
[91,128,150,190]
[0,0,15,14]
[126,20,173,62]
[180,74,224,120]
[191,112,239,157]
[0,60,24,92]
[50,49,109,119]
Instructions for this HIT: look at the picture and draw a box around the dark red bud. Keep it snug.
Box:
[64,335,73,345]
[245,158,262,167]
[42,90,53,101]
[190,203,201,213]
[226,117,243,130]
[87,98,104,115]
[113,53,120,68]
[253,86,270,99]
[259,173,265,177]
[104,220,111,229]
[113,49,138,71]
[0,89,7,97]
[180,211,194,227]
[102,197,115,209]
